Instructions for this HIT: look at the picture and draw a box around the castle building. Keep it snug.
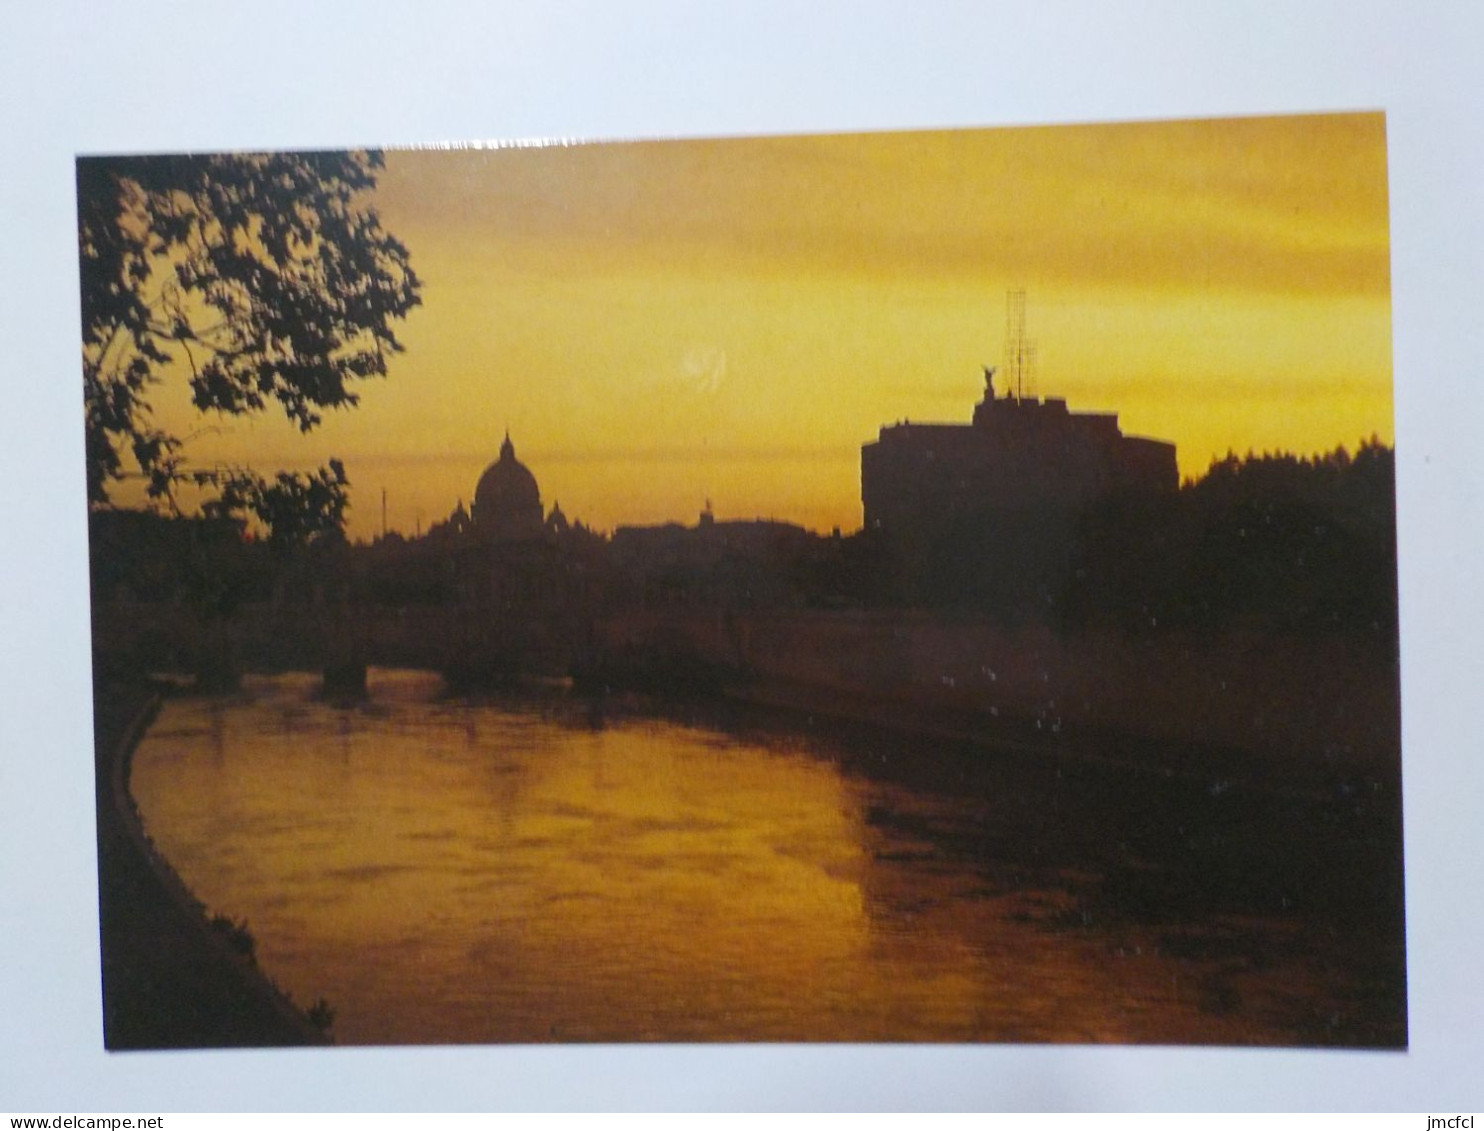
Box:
[861,368,1177,538]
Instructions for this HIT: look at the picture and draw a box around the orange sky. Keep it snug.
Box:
[138,113,1392,540]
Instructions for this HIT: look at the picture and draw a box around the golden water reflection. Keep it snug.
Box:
[129,670,1398,1045]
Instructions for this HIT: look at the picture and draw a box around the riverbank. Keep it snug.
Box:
[93,679,330,1049]
[597,607,1402,788]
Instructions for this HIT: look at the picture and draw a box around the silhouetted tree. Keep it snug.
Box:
[78,150,420,545]
[1175,439,1396,638]
[1059,440,1398,639]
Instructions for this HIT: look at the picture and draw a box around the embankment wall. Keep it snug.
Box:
[93,597,1400,778]
[597,608,1400,776]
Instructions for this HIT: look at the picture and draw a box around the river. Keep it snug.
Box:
[128,669,1405,1046]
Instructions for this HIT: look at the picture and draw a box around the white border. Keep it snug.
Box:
[3,0,1481,1111]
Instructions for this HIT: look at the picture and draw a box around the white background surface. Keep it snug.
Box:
[2,0,1480,1112]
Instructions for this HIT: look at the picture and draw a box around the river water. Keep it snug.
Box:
[128,669,1405,1046]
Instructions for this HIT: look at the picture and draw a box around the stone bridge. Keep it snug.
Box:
[91,596,586,692]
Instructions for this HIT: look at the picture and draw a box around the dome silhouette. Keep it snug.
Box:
[473,434,543,541]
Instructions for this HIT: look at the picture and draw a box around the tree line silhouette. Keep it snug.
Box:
[1064,438,1396,640]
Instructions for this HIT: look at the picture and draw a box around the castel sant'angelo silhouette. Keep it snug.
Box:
[861,363,1177,541]
[862,293,1176,545]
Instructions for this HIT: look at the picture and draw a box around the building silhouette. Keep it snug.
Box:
[472,433,548,542]
[860,368,1177,609]
[862,367,1176,538]
[419,434,603,678]
[426,433,573,547]
[611,504,815,607]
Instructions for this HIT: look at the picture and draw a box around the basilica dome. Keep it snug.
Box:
[473,434,543,541]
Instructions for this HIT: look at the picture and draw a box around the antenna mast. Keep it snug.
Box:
[1003,289,1036,401]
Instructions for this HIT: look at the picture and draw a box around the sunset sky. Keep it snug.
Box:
[138,113,1392,541]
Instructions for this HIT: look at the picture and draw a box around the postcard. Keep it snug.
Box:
[79,115,1401,1050]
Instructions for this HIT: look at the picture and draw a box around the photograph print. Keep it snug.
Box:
[81,113,1403,1048]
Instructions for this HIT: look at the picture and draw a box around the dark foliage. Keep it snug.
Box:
[78,150,420,545]
[1065,439,1398,640]
[88,508,275,611]
[203,459,351,552]
[306,998,337,1032]
[208,913,257,961]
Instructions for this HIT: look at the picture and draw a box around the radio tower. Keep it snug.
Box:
[1003,289,1037,401]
